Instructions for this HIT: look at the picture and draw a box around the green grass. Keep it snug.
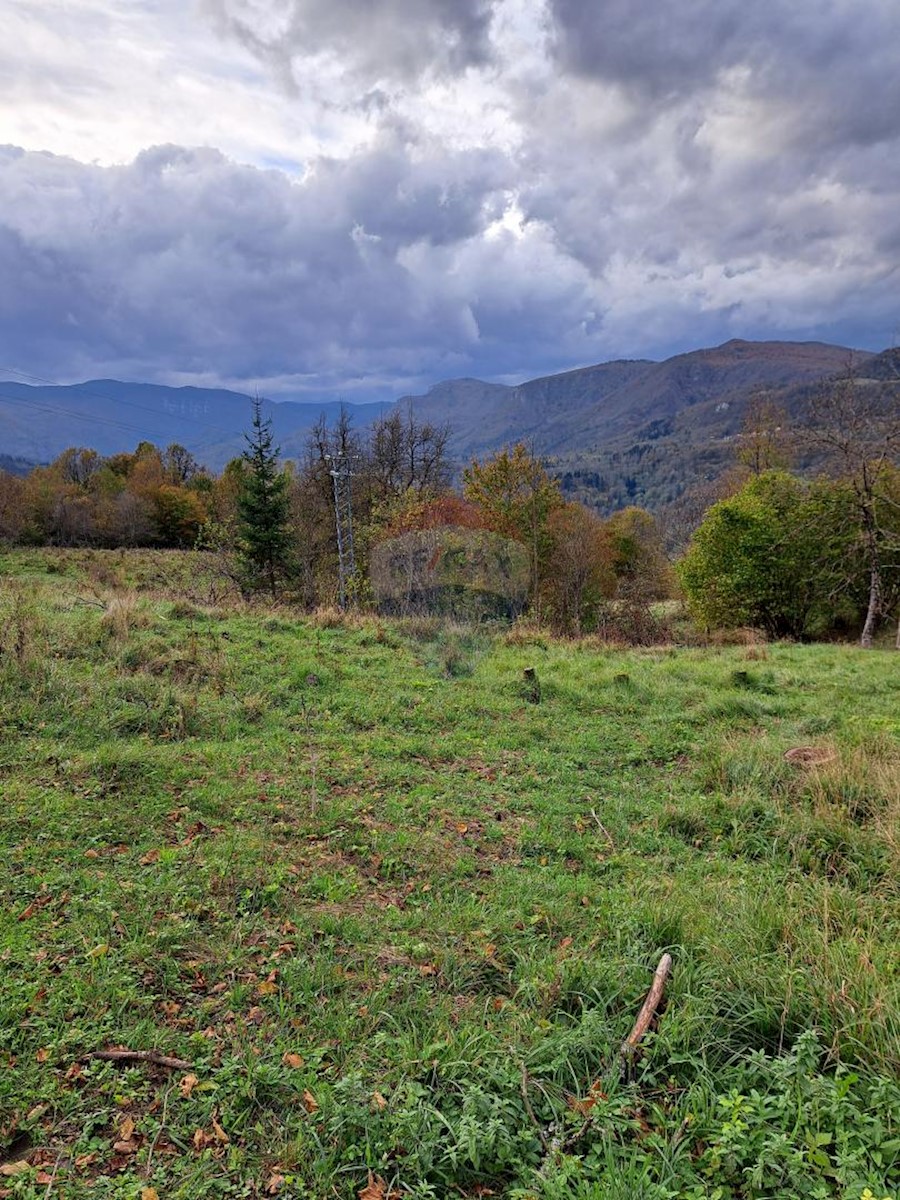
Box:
[0,549,898,1199]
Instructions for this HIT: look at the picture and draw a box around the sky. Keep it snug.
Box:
[1,0,899,401]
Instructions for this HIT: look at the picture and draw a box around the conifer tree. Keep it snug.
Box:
[237,396,292,598]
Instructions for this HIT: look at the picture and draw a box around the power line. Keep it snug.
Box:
[0,389,190,445]
[0,367,378,471]
[0,366,248,443]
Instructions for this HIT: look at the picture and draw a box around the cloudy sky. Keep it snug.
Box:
[1,0,898,400]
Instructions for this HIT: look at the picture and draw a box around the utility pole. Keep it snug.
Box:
[326,452,358,608]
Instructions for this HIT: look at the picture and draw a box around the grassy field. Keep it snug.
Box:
[1,549,898,1200]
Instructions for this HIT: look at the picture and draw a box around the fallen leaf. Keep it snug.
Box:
[35,1047,50,1063]
[17,903,36,921]
[84,849,100,859]
[211,1112,229,1144]
[418,963,437,976]
[455,822,469,834]
[557,937,573,951]
[179,1073,199,1098]
[118,1115,136,1141]
[282,1053,304,1069]
[256,980,278,996]
[139,849,161,865]
[74,1153,97,1170]
[266,1175,286,1195]
[27,1104,47,1121]
[113,1139,138,1154]
[358,1172,401,1200]
[87,943,109,959]
[34,1172,53,1185]
[301,1089,318,1113]
[371,1091,388,1110]
[0,1163,30,1177]
[359,1173,386,1200]
[192,1128,210,1150]
[141,1189,160,1200]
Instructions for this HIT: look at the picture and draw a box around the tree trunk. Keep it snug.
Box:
[860,562,880,648]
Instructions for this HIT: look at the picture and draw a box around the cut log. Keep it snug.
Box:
[621,953,673,1057]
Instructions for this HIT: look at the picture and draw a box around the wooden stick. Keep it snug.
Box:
[519,1063,548,1152]
[590,809,615,848]
[622,953,673,1056]
[42,1153,63,1200]
[86,1049,193,1070]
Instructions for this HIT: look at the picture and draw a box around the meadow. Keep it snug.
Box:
[0,549,898,1199]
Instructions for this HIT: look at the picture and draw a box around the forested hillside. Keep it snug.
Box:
[0,340,872,513]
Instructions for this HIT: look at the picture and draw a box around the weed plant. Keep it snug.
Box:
[0,549,897,1199]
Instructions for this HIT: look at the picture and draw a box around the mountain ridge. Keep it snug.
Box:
[0,339,880,511]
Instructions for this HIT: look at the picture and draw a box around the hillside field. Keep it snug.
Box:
[0,550,898,1200]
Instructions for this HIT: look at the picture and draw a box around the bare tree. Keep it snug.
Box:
[163,443,200,484]
[803,360,900,647]
[737,391,793,476]
[54,447,102,488]
[369,403,451,502]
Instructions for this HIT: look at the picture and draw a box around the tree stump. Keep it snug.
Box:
[523,667,541,704]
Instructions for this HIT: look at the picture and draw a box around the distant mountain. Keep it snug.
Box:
[0,453,42,476]
[856,345,900,381]
[0,339,877,510]
[400,339,871,510]
[0,378,374,470]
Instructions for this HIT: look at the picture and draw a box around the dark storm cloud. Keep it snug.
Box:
[485,0,900,356]
[0,140,599,394]
[546,0,900,149]
[547,0,745,101]
[205,0,496,88]
[4,0,900,396]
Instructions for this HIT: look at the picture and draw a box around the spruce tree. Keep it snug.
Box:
[237,396,292,598]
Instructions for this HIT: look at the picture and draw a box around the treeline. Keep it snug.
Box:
[2,368,897,644]
[680,469,900,643]
[678,379,900,647]
[0,442,212,549]
[0,406,672,635]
